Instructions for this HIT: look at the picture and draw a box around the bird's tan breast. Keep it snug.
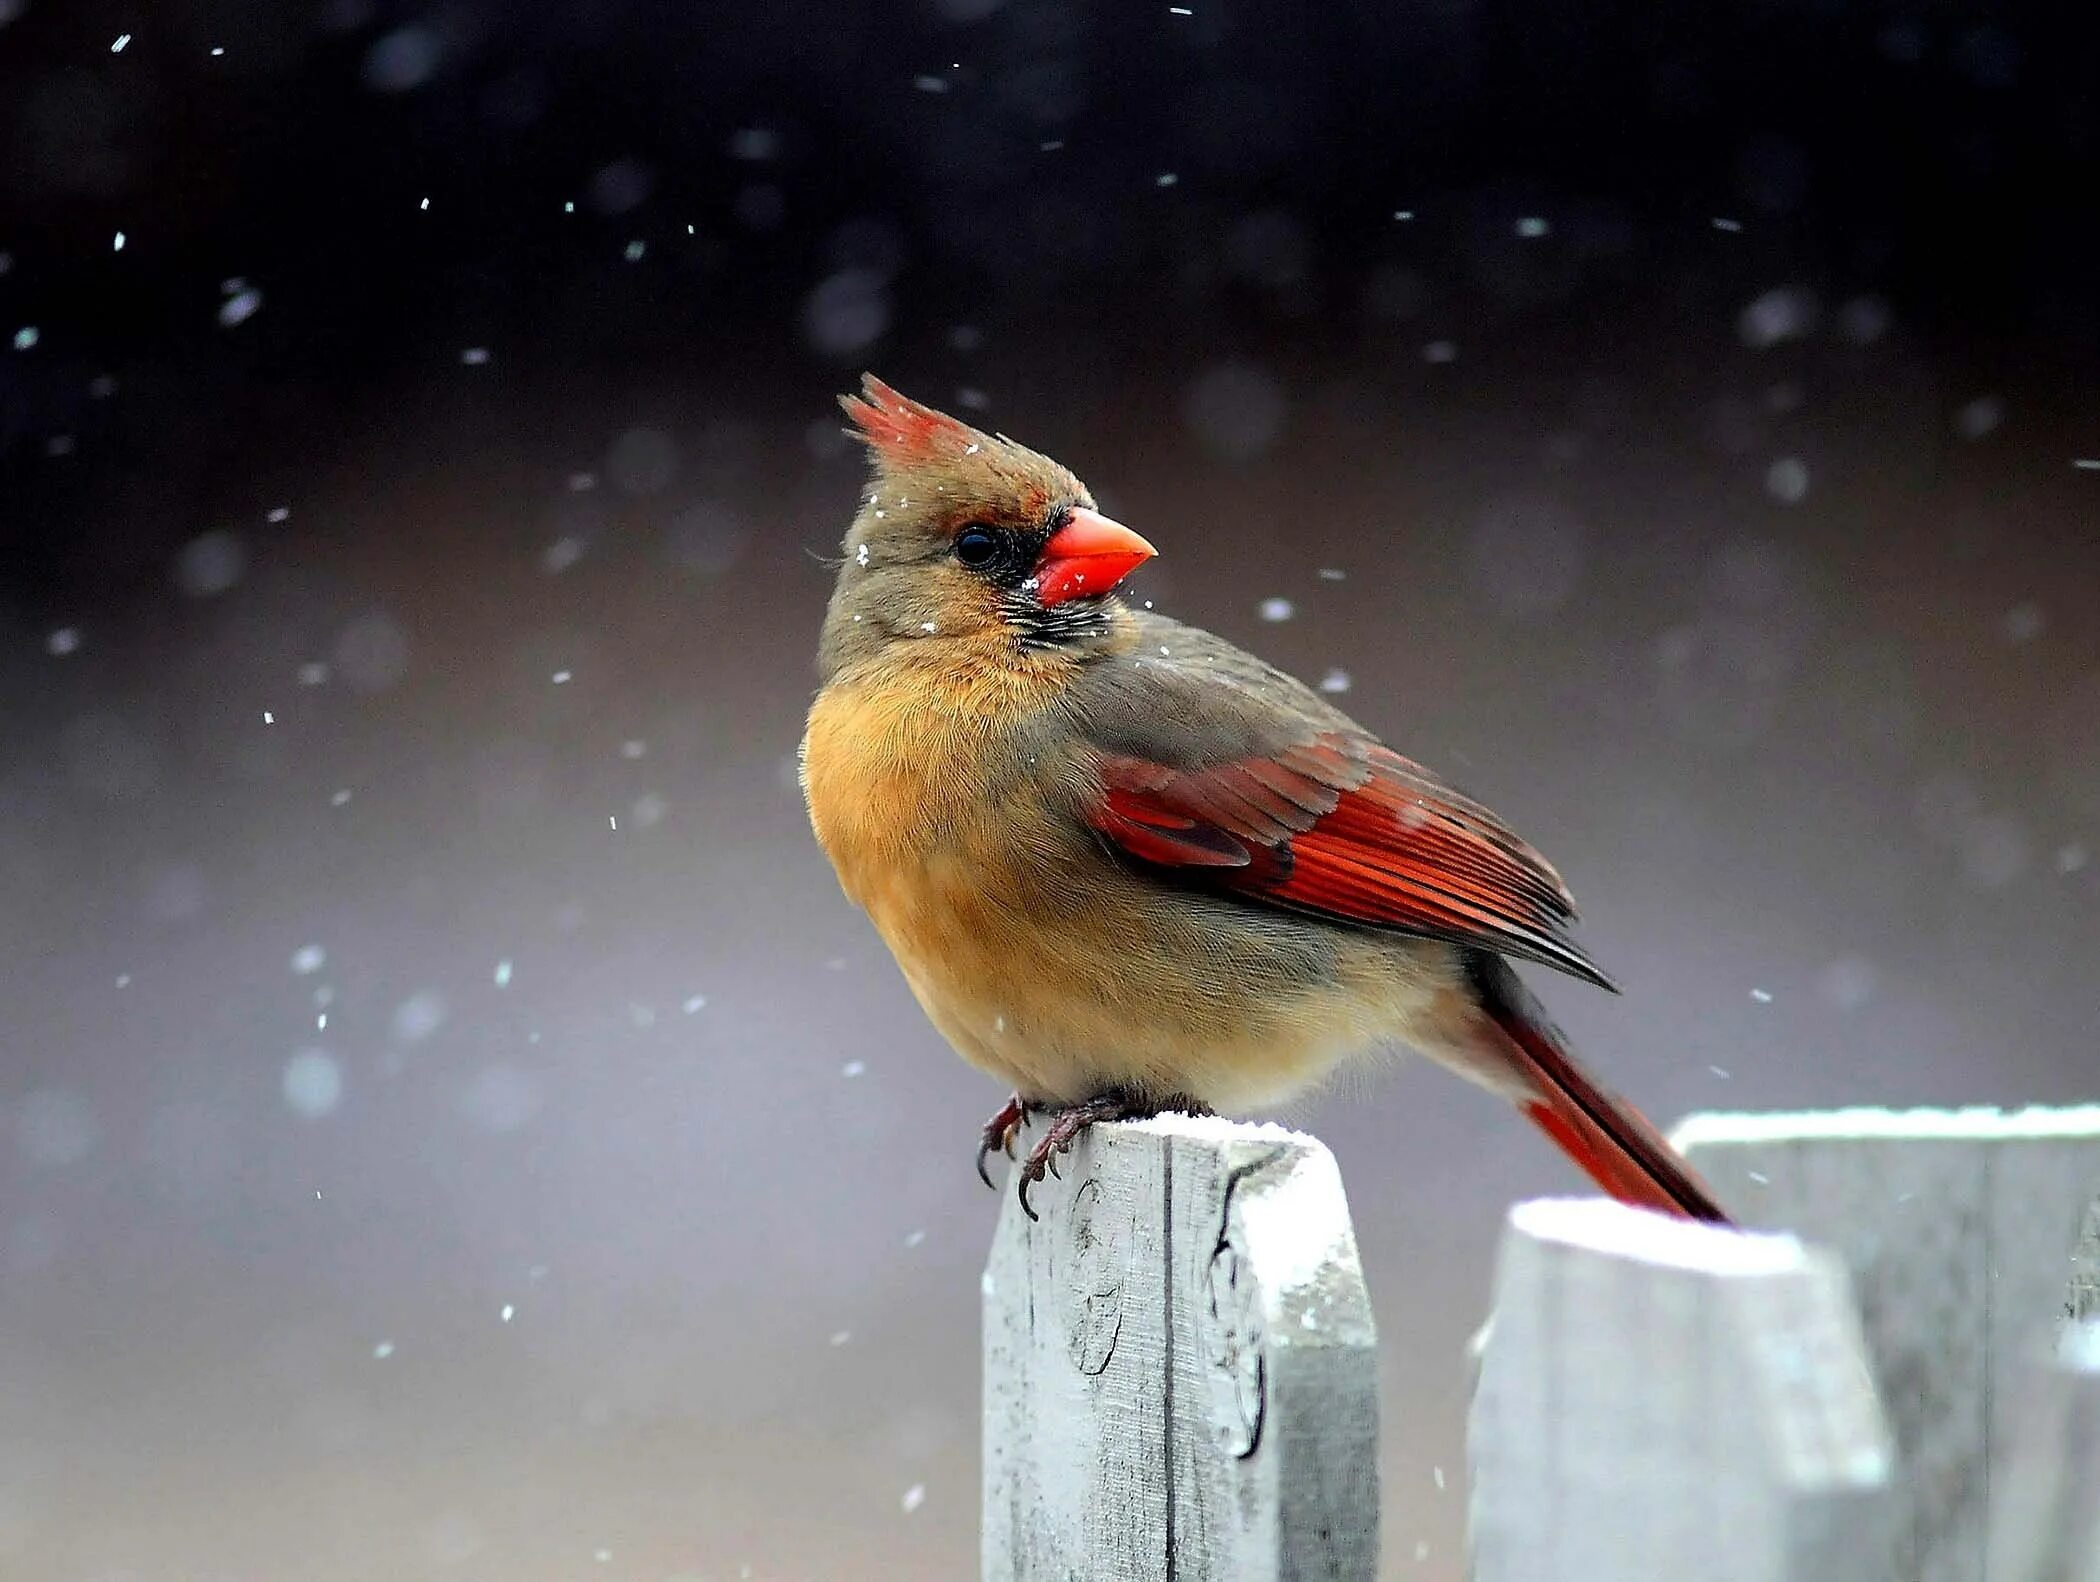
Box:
[800,647,1458,1109]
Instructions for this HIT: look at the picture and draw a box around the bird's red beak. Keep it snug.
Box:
[1033,507,1157,607]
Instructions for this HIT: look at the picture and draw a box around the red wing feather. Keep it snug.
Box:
[1087,732,1614,988]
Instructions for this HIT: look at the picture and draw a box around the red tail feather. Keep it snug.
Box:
[1471,955,1732,1224]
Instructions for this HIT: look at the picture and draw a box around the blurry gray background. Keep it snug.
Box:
[3,0,2098,1577]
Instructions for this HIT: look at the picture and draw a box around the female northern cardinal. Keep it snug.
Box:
[801,376,1729,1225]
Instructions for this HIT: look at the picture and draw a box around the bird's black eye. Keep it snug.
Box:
[953,526,1000,568]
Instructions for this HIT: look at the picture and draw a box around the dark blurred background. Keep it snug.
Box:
[3,0,2097,1576]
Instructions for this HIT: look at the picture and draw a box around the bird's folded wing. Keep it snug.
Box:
[1071,628,1612,988]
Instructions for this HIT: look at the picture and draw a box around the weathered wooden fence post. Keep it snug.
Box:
[981,1114,1378,1581]
[1987,1320,2100,1582]
[1468,1197,1896,1581]
[1673,1106,2100,1582]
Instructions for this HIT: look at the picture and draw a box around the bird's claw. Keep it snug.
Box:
[975,1093,1032,1192]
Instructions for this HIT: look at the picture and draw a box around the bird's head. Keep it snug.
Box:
[816,375,1155,676]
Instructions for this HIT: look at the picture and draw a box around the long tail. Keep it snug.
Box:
[1465,952,1733,1225]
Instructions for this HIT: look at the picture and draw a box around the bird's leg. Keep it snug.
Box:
[975,1092,1035,1190]
[1015,1091,1214,1221]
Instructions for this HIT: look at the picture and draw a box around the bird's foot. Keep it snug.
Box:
[976,1093,1035,1190]
[1014,1092,1214,1222]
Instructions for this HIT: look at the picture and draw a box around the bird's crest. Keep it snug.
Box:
[840,375,983,468]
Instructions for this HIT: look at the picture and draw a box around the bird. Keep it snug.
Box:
[799,375,1730,1225]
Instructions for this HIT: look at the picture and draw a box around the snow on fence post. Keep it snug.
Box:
[1672,1106,2100,1582]
[1468,1199,1896,1582]
[981,1114,1378,1582]
[1987,1320,2100,1582]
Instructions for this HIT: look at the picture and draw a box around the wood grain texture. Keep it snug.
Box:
[1986,1322,2100,1582]
[1672,1107,2100,1582]
[1468,1199,1895,1582]
[981,1114,1378,1582]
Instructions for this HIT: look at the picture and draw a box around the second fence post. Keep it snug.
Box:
[1469,1198,1896,1582]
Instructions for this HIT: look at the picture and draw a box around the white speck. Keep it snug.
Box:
[316,1013,327,1030]
[1747,1170,1771,1185]
[1300,1308,1320,1330]
[841,1059,866,1078]
[904,1229,927,1248]
[1259,597,1295,622]
[282,1049,343,1119]
[46,627,80,656]
[900,1484,926,1515]
[2074,459,2100,471]
[2058,842,2090,874]
[372,1341,395,1359]
[291,944,326,975]
[1319,668,1351,694]
[392,989,448,1043]
[829,1329,852,1347]
[500,1304,515,1323]
[494,959,513,988]
[218,286,263,327]
[1422,339,1457,363]
[1956,395,2004,440]
[1392,209,1415,221]
[113,231,126,252]
[914,74,949,93]
[210,45,224,56]
[964,442,980,455]
[330,788,352,807]
[267,505,290,522]
[1738,286,1818,348]
[1317,567,1346,581]
[1514,216,1550,238]
[112,33,131,51]
[460,346,490,365]
[624,239,645,261]
[551,669,571,684]
[297,661,329,686]
[993,1014,1007,1033]
[920,620,938,633]
[1169,5,1192,12]
[1712,216,1743,232]
[1750,987,1773,1003]
[2001,602,2045,643]
[1156,172,1179,187]
[262,710,274,725]
[1710,1065,1731,1079]
[608,815,618,831]
[419,196,429,211]
[855,542,870,567]
[563,201,575,214]
[682,994,707,1014]
[1765,455,1810,504]
[1159,646,1171,655]
[1433,1465,1446,1491]
[620,739,646,759]
[13,326,39,350]
[115,973,131,988]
